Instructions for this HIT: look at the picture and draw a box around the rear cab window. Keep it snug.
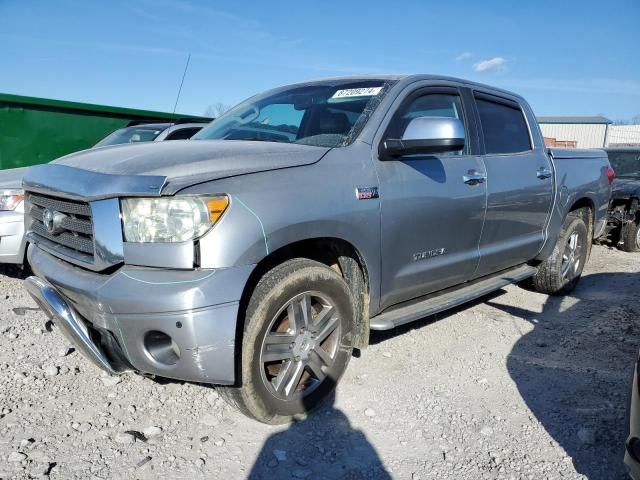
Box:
[475,93,531,154]
[607,151,640,178]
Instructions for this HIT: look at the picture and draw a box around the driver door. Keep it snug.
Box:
[374,87,487,309]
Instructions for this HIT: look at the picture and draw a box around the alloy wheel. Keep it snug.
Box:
[561,232,583,281]
[259,291,340,401]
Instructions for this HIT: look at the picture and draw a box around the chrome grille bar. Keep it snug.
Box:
[30,222,94,255]
[26,192,92,216]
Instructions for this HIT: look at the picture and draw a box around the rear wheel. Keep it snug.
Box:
[532,212,589,295]
[622,219,640,252]
[220,258,355,424]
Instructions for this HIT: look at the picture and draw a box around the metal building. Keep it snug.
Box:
[606,125,640,147]
[537,116,611,148]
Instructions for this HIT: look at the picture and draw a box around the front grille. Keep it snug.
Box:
[26,192,95,259]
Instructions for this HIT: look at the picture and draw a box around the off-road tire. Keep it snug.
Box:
[219,258,355,424]
[531,211,589,295]
[622,219,640,252]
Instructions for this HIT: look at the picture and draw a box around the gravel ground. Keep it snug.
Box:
[0,245,638,480]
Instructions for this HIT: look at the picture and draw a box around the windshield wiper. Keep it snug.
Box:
[237,136,290,144]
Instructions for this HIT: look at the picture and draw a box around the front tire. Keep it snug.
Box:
[622,219,640,252]
[220,258,355,424]
[532,212,589,295]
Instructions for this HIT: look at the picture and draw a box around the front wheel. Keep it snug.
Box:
[622,219,640,252]
[220,258,355,424]
[531,212,589,295]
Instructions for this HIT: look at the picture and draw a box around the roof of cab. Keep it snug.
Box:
[286,74,528,102]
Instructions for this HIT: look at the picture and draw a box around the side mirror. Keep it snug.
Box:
[381,116,465,158]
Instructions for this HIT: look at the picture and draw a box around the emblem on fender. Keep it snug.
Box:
[355,186,379,200]
[413,248,446,262]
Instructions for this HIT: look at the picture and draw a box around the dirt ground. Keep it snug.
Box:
[0,244,638,479]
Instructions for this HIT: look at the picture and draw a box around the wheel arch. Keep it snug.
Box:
[568,197,595,239]
[536,193,598,263]
[232,237,373,386]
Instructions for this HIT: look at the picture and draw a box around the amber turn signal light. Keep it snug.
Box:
[208,196,229,223]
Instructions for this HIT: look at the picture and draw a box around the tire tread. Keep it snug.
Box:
[622,220,640,252]
[531,210,588,295]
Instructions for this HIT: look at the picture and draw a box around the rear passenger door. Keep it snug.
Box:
[473,92,553,276]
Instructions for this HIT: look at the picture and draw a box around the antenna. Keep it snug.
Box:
[172,53,191,121]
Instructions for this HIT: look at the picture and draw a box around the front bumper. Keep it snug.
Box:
[626,359,640,479]
[0,210,25,264]
[27,245,254,385]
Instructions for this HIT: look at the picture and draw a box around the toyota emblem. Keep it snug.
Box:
[42,208,62,235]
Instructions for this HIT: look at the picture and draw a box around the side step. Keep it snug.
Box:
[369,264,537,330]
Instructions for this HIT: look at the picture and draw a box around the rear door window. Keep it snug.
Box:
[475,96,531,154]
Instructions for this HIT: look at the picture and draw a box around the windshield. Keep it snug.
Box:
[95,126,165,147]
[193,80,394,148]
[608,151,640,178]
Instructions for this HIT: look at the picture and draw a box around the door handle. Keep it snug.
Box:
[537,167,552,180]
[463,171,486,185]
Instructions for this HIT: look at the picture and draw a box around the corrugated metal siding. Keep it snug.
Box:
[538,123,607,148]
[537,116,611,124]
[606,125,640,146]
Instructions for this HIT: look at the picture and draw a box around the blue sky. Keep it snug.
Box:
[1,0,639,120]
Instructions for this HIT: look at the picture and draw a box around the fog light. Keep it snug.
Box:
[144,331,180,366]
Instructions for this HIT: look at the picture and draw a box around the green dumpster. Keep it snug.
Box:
[0,93,210,170]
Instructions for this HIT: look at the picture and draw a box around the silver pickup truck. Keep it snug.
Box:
[22,75,612,424]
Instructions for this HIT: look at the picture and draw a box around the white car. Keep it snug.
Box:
[0,167,28,264]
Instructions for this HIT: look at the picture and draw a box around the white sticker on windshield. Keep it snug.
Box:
[331,87,383,99]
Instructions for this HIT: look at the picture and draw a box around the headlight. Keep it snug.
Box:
[0,190,24,211]
[120,195,229,243]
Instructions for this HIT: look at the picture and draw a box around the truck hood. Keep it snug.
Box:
[0,167,30,190]
[612,177,640,198]
[52,140,330,194]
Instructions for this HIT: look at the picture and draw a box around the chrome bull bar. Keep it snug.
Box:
[24,276,118,375]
